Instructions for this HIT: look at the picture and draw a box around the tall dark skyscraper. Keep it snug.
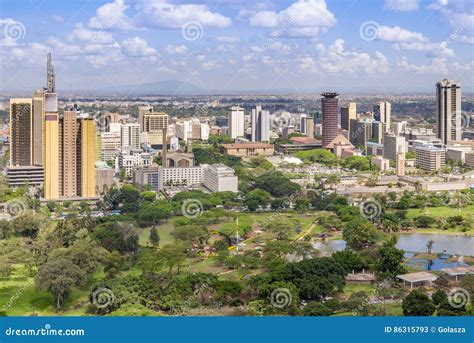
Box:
[321,92,339,148]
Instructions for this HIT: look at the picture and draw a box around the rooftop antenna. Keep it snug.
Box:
[45,52,55,93]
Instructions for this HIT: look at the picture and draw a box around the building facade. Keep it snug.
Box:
[321,93,339,148]
[436,79,461,145]
[228,106,245,139]
[251,105,270,142]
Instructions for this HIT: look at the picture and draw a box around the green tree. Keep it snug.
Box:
[36,257,87,308]
[302,302,332,316]
[402,289,435,316]
[375,239,406,279]
[431,289,448,306]
[343,218,377,249]
[332,249,367,273]
[245,189,271,211]
[149,226,160,247]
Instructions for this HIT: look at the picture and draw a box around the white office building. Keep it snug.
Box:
[121,123,140,149]
[373,101,391,132]
[202,164,238,193]
[251,105,270,142]
[436,79,461,144]
[228,106,245,139]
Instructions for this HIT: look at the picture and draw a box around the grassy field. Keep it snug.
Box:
[406,205,474,219]
[138,222,176,247]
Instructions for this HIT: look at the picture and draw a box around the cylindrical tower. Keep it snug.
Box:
[321,92,339,148]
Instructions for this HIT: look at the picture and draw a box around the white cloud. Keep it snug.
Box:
[121,36,159,62]
[216,36,241,43]
[68,23,115,44]
[313,39,389,74]
[393,41,455,58]
[88,0,132,30]
[165,44,188,55]
[52,15,64,23]
[378,25,428,42]
[396,56,449,74]
[428,0,474,45]
[136,1,231,28]
[384,0,419,11]
[249,0,336,37]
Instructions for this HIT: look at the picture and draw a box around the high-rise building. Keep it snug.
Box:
[383,133,406,161]
[32,90,45,166]
[300,114,307,134]
[396,152,405,176]
[142,112,168,133]
[305,117,314,138]
[321,92,339,148]
[436,79,461,144]
[228,106,245,139]
[9,98,32,166]
[44,93,60,199]
[138,104,153,132]
[340,102,357,131]
[121,123,140,149]
[415,144,446,172]
[138,110,168,146]
[373,101,391,132]
[78,118,96,198]
[251,105,270,142]
[372,121,384,144]
[349,118,372,148]
[55,111,96,198]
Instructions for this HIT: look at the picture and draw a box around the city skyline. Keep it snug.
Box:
[1,0,473,94]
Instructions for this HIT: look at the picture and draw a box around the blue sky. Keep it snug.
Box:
[0,0,473,93]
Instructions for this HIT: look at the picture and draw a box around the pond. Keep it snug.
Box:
[312,233,474,257]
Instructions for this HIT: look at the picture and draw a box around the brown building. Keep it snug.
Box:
[46,111,96,199]
[9,98,33,166]
[321,92,339,149]
[222,142,274,157]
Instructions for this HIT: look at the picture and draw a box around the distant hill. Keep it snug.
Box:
[100,80,203,95]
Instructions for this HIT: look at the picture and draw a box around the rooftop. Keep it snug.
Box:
[397,271,438,283]
[441,266,474,276]
[222,142,273,149]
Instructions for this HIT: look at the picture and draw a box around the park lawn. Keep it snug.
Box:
[185,257,226,274]
[406,205,474,220]
[1,276,90,316]
[139,223,175,247]
[340,284,376,298]
[333,303,402,316]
